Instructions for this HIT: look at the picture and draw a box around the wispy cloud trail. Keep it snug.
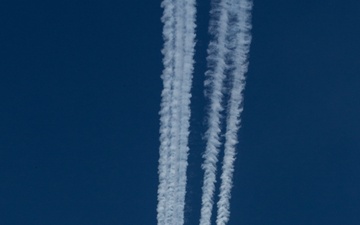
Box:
[175,0,196,224]
[157,0,196,225]
[158,0,251,224]
[216,1,252,224]
[157,0,175,224]
[200,0,230,224]
[200,0,253,225]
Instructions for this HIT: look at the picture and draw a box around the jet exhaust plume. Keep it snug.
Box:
[157,0,196,225]
[157,0,252,224]
[200,0,253,225]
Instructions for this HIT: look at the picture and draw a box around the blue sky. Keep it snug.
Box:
[1,0,359,225]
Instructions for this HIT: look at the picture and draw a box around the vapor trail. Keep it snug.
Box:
[200,0,253,225]
[199,0,231,224]
[216,1,252,225]
[157,0,175,224]
[174,0,196,224]
[157,0,196,225]
[167,0,186,224]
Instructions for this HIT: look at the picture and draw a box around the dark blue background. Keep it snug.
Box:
[1,0,359,225]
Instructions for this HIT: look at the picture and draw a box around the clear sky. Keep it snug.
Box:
[1,0,359,225]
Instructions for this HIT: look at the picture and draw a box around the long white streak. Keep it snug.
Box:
[157,0,184,224]
[157,0,176,224]
[200,0,231,225]
[216,1,252,225]
[171,0,185,224]
[157,0,196,225]
[175,0,197,225]
[170,3,185,225]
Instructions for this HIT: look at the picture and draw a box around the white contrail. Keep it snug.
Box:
[171,0,185,224]
[200,0,231,225]
[157,0,196,224]
[157,0,179,224]
[175,0,196,225]
[200,0,253,225]
[157,0,175,224]
[168,0,185,224]
[216,1,252,225]
[158,0,250,224]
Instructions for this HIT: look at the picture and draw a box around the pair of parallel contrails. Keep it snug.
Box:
[157,0,253,225]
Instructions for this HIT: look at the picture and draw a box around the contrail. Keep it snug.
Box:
[168,0,185,224]
[200,0,253,225]
[157,0,196,225]
[199,0,231,224]
[157,0,176,224]
[216,1,252,225]
[158,0,250,224]
[174,0,196,225]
